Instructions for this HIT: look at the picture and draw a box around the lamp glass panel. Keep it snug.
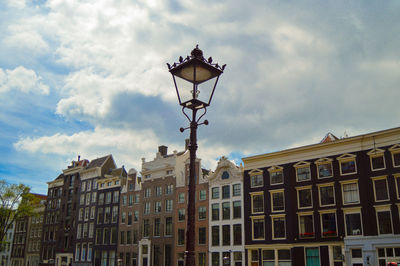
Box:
[179,65,213,83]
[197,76,218,105]
[174,75,195,104]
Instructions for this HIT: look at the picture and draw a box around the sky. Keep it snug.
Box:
[1,0,400,194]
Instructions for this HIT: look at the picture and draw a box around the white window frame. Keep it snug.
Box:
[251,215,265,240]
[318,182,336,207]
[389,144,400,168]
[268,166,284,185]
[374,204,393,235]
[337,153,357,175]
[340,179,360,205]
[319,210,338,238]
[395,174,400,200]
[315,158,333,179]
[250,192,264,214]
[343,207,363,236]
[270,189,285,213]
[249,169,264,188]
[294,161,311,182]
[296,186,313,209]
[368,148,386,171]
[371,176,390,202]
[298,211,315,239]
[270,214,286,240]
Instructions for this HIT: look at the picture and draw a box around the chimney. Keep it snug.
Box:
[158,145,168,156]
[185,139,190,150]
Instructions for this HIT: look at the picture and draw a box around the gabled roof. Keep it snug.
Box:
[107,167,127,177]
[86,155,112,169]
[320,132,339,143]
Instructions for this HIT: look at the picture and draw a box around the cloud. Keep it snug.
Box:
[0,66,49,95]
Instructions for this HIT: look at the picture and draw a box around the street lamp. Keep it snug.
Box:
[167,45,225,266]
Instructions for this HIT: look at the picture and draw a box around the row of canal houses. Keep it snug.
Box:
[8,127,400,266]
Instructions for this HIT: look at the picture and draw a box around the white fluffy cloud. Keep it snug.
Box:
[0,66,49,95]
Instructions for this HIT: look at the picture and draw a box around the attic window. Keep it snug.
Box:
[337,154,357,175]
[222,171,229,179]
[389,144,400,168]
[294,162,311,182]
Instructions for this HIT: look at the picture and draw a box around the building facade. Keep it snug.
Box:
[242,128,400,266]
[11,216,28,266]
[208,156,244,266]
[1,221,14,266]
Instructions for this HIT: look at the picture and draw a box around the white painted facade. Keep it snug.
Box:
[1,221,15,266]
[208,157,244,266]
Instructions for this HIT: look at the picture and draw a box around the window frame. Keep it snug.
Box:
[319,210,338,238]
[368,148,386,171]
[271,214,286,240]
[270,189,285,213]
[251,192,264,214]
[298,212,315,239]
[296,186,313,209]
[343,207,363,237]
[249,169,264,188]
[337,154,357,175]
[294,161,311,182]
[389,144,400,168]
[395,174,400,200]
[371,176,390,202]
[340,179,360,205]
[251,216,265,240]
[268,166,284,185]
[315,158,333,179]
[374,205,393,235]
[318,182,336,207]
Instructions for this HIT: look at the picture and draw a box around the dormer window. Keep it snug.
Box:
[368,149,386,171]
[337,154,357,175]
[268,166,283,185]
[315,158,333,179]
[294,162,311,182]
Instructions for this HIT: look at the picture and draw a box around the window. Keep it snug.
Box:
[86,193,91,205]
[368,149,386,171]
[178,193,185,203]
[251,174,264,188]
[251,250,259,265]
[79,208,83,221]
[154,218,161,237]
[222,171,229,179]
[112,206,118,223]
[252,217,265,240]
[372,177,389,201]
[319,184,335,206]
[212,252,220,266]
[80,194,85,205]
[377,247,400,266]
[87,243,92,261]
[75,244,80,261]
[177,229,185,245]
[268,166,284,185]
[104,207,110,223]
[165,199,173,212]
[212,187,219,199]
[91,192,96,203]
[295,162,311,182]
[144,188,151,198]
[262,250,274,265]
[166,184,173,195]
[198,253,206,266]
[344,211,362,236]
[156,186,162,196]
[222,185,230,199]
[154,201,161,213]
[111,227,117,244]
[98,193,104,205]
[222,202,230,220]
[122,195,127,206]
[106,192,111,204]
[198,227,206,245]
[89,222,94,238]
[390,144,400,167]
[143,219,150,237]
[271,190,284,212]
[113,191,119,203]
[233,201,241,219]
[233,184,241,196]
[376,208,393,234]
[144,202,150,214]
[315,158,333,178]
[134,193,139,203]
[134,211,139,222]
[338,154,357,175]
[212,203,219,221]
[198,206,206,220]
[165,217,172,236]
[103,228,110,244]
[396,175,400,199]
[97,208,103,224]
[321,212,337,237]
[297,187,312,209]
[299,214,314,238]
[129,183,134,191]
[232,224,242,245]
[127,212,132,225]
[222,225,230,245]
[199,190,206,200]
[178,209,185,221]
[342,181,359,204]
[128,195,133,206]
[212,226,219,246]
[252,193,264,213]
[272,216,286,239]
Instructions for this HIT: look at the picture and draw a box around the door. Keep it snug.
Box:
[306,248,320,266]
[142,257,148,266]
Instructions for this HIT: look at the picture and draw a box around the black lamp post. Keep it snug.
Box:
[167,45,225,266]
